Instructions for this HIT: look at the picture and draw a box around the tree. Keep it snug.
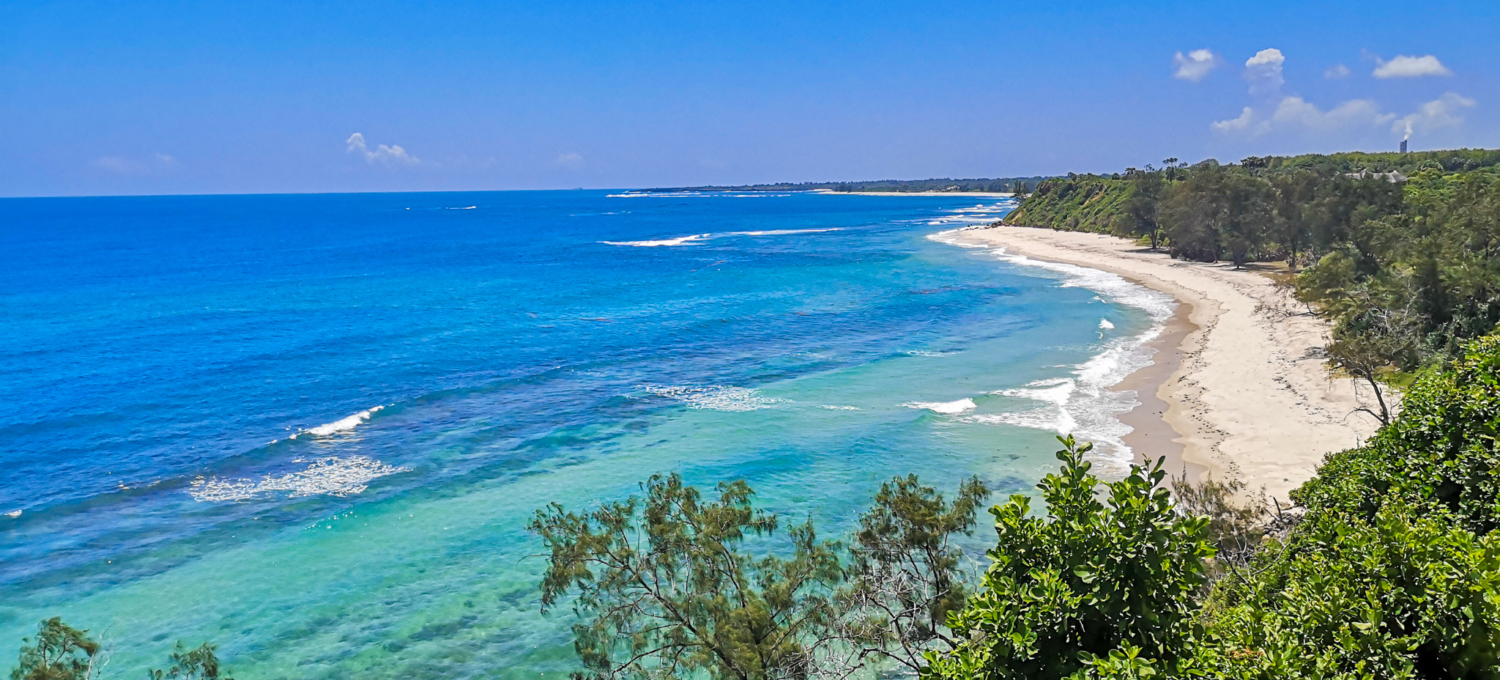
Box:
[530,473,992,680]
[1126,168,1165,249]
[10,619,104,680]
[1269,171,1316,268]
[147,643,233,680]
[530,473,843,680]
[922,436,1215,680]
[827,475,989,675]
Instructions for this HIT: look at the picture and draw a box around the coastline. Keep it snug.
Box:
[948,225,1382,502]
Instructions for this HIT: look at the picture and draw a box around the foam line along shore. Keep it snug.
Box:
[939,224,1384,502]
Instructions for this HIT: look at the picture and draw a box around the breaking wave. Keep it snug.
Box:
[639,384,787,412]
[189,456,411,502]
[902,398,977,415]
[601,234,712,247]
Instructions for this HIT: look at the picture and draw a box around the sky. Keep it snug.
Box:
[3,0,1498,197]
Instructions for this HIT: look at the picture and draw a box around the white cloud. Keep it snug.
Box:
[90,153,178,175]
[346,132,420,166]
[1393,92,1476,139]
[555,152,584,169]
[1244,48,1286,98]
[1325,64,1351,79]
[1172,49,1220,82]
[1271,96,1393,131]
[1373,55,1451,79]
[1211,106,1259,133]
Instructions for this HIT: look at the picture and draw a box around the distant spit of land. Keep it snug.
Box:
[633,176,1052,194]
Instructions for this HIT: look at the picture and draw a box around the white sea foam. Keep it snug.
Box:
[4,510,20,519]
[903,350,954,357]
[445,206,477,210]
[928,228,1177,469]
[820,405,861,411]
[288,406,385,439]
[188,456,410,502]
[640,384,786,411]
[730,228,841,236]
[903,398,977,415]
[601,233,712,247]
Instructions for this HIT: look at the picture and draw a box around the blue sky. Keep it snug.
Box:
[3,0,1497,196]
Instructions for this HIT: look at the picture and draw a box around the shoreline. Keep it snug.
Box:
[947,225,1382,502]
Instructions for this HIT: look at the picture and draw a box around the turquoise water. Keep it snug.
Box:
[0,191,1170,678]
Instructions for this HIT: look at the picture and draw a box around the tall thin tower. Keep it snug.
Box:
[1400,139,1408,153]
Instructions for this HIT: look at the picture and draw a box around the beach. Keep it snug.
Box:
[949,225,1384,502]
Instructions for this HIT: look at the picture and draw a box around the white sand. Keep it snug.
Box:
[952,226,1384,502]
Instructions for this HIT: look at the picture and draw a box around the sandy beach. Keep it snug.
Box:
[951,225,1384,502]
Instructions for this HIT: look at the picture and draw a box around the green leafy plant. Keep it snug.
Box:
[923,436,1214,680]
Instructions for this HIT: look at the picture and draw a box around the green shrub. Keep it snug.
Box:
[1294,333,1500,534]
[922,436,1214,680]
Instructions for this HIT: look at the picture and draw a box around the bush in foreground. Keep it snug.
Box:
[922,437,1215,680]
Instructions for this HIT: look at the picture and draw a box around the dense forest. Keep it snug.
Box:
[639,177,1049,194]
[1006,148,1500,414]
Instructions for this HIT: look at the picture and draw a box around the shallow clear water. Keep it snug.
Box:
[0,191,1169,678]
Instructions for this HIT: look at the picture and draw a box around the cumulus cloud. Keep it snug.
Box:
[555,152,584,169]
[1271,97,1393,131]
[1244,48,1286,98]
[346,132,420,166]
[1325,64,1351,79]
[1373,55,1452,79]
[1211,107,1259,134]
[1393,93,1476,140]
[1172,49,1221,82]
[90,153,177,175]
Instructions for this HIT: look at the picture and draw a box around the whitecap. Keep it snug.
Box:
[729,228,841,236]
[4,510,20,519]
[189,456,410,502]
[640,384,786,412]
[819,405,861,411]
[288,406,385,439]
[601,233,712,247]
[902,398,977,415]
[1100,319,1115,330]
[903,350,954,357]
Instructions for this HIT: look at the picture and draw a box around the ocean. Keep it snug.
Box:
[0,190,1172,678]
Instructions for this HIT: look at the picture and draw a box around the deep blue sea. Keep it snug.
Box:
[0,190,1171,678]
